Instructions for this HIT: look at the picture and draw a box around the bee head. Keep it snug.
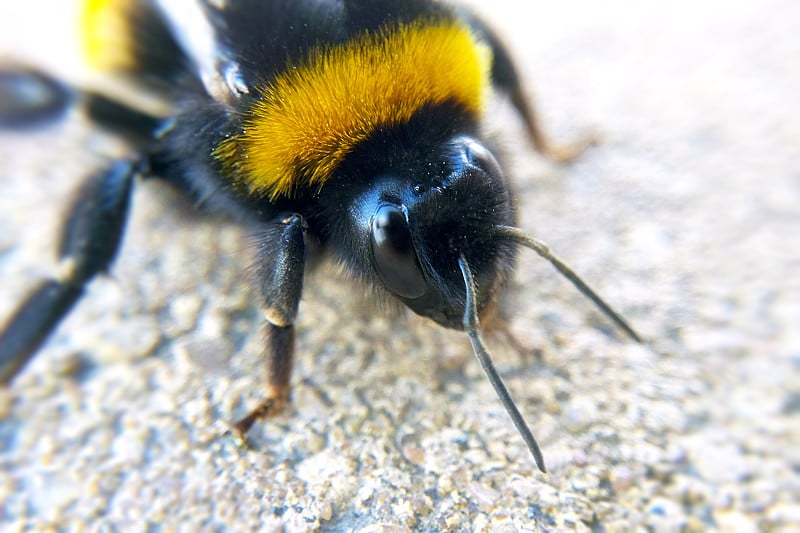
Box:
[330,135,517,330]
[312,121,638,476]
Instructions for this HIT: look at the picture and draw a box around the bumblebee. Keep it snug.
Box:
[0,0,640,473]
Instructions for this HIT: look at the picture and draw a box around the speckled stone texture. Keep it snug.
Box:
[1,0,798,531]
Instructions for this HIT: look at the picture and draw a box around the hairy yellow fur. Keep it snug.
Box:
[216,20,491,199]
[81,0,136,71]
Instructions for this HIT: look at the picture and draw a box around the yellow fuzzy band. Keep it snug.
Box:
[215,20,492,199]
[81,0,135,71]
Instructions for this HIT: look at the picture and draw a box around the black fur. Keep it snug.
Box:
[109,0,197,92]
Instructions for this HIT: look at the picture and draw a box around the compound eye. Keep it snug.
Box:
[370,204,427,299]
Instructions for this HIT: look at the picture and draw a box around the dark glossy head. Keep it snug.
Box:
[321,134,517,330]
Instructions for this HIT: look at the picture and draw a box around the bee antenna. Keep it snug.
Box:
[494,225,642,343]
[458,255,547,473]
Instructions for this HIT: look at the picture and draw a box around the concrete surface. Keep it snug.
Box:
[1,0,798,531]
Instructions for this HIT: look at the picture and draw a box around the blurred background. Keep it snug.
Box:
[1,0,799,530]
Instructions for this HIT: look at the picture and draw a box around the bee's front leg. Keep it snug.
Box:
[233,213,306,437]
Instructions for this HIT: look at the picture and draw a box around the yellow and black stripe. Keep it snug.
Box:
[81,1,494,200]
[81,0,188,88]
[215,19,492,199]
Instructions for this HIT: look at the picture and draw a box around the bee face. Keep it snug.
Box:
[335,134,517,330]
[405,137,518,328]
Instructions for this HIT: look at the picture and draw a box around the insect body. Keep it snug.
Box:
[0,0,640,473]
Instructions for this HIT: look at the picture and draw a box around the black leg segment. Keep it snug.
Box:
[0,64,164,146]
[0,281,82,383]
[457,8,594,162]
[0,159,139,384]
[252,214,306,327]
[59,160,138,284]
[84,92,163,146]
[0,66,72,129]
[234,214,307,436]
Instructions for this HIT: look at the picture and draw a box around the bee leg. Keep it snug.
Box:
[0,66,72,129]
[83,92,163,146]
[0,160,139,384]
[233,214,306,437]
[501,67,595,163]
[232,324,296,436]
[0,65,163,147]
[495,326,545,362]
[460,11,595,162]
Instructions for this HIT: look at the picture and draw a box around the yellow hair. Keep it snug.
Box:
[216,20,492,199]
[81,0,136,71]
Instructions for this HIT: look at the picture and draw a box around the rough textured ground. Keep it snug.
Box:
[1,0,798,531]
